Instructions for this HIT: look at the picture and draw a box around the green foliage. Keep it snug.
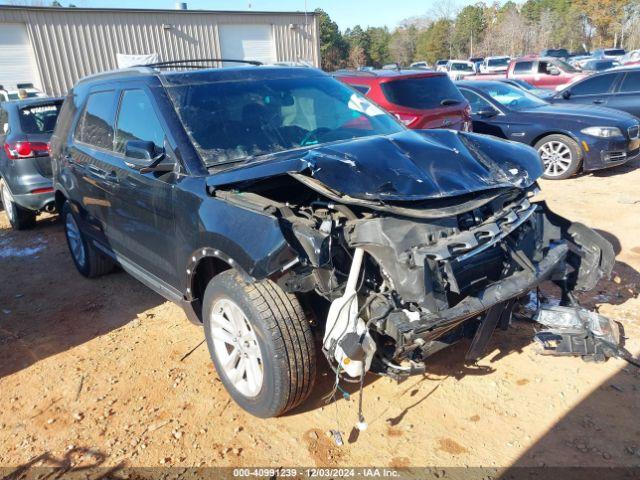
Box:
[415,19,453,63]
[316,8,348,71]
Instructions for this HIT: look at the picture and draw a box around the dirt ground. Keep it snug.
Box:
[1,160,639,473]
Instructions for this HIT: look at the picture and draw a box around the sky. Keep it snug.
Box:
[66,0,462,30]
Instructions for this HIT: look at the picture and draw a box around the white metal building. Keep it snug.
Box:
[0,5,320,96]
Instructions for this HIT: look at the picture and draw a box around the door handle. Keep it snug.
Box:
[593,99,604,104]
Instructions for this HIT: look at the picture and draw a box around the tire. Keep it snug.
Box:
[203,270,316,418]
[535,134,582,180]
[1,179,36,230]
[61,201,115,278]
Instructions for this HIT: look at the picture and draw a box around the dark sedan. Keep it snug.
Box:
[457,81,640,179]
[550,67,640,118]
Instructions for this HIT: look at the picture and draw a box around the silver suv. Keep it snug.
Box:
[0,97,62,229]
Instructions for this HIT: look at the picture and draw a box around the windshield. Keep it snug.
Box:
[545,49,569,58]
[552,59,579,73]
[488,57,509,67]
[19,102,62,134]
[381,75,466,109]
[165,75,403,166]
[479,83,547,110]
[451,62,474,71]
[605,49,625,56]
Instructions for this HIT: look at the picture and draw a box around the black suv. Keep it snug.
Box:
[51,62,615,418]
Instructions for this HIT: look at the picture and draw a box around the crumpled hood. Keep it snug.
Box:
[206,130,543,201]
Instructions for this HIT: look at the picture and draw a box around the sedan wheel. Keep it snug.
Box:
[539,140,573,177]
[534,134,582,180]
[209,298,264,398]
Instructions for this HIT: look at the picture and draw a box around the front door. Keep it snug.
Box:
[108,86,181,289]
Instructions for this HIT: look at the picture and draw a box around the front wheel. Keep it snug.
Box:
[535,134,582,180]
[203,270,316,418]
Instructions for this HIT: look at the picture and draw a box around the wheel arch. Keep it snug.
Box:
[186,248,254,323]
[531,130,581,150]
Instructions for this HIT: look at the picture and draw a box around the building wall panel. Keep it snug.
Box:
[0,7,319,96]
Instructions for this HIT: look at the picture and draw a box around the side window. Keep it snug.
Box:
[514,61,533,74]
[351,85,370,95]
[75,91,116,150]
[620,72,640,93]
[571,74,616,96]
[537,61,549,74]
[114,89,165,154]
[460,89,492,113]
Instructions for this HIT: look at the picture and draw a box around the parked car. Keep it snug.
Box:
[581,59,619,73]
[335,69,472,130]
[409,60,430,69]
[0,84,46,102]
[479,56,510,74]
[507,57,587,89]
[496,78,555,100]
[551,67,640,118]
[51,63,613,418]
[621,49,640,65]
[468,56,484,71]
[593,48,626,61]
[457,81,640,179]
[435,59,449,71]
[540,48,570,60]
[568,55,594,69]
[0,97,63,229]
[445,60,476,79]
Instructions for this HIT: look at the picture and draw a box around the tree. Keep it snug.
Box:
[389,26,418,65]
[415,19,453,63]
[344,25,372,66]
[315,8,347,71]
[367,27,392,67]
[452,4,486,57]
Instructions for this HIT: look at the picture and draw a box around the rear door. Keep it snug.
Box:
[108,84,180,288]
[68,89,119,247]
[563,72,619,108]
[510,60,536,84]
[606,70,640,117]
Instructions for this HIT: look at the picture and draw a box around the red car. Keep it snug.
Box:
[506,56,587,89]
[335,69,472,131]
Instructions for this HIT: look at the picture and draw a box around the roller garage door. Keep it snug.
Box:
[0,24,41,90]
[219,24,276,65]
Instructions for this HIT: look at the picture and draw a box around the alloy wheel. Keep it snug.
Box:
[1,182,15,223]
[209,298,264,398]
[65,212,86,268]
[538,140,573,177]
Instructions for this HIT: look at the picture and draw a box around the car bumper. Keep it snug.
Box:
[580,134,640,171]
[13,189,55,211]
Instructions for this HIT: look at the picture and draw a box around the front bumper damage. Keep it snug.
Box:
[339,195,617,375]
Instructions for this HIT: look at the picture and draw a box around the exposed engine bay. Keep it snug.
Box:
[213,178,617,379]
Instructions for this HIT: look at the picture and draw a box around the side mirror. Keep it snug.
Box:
[125,140,157,162]
[477,108,498,118]
[561,89,571,100]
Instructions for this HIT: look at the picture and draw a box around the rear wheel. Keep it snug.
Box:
[203,270,316,418]
[1,179,36,230]
[62,201,114,278]
[535,134,582,180]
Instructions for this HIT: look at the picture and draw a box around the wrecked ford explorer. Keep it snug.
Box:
[51,62,618,419]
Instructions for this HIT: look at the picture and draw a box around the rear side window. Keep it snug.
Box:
[114,89,165,153]
[381,75,465,109]
[18,102,62,134]
[350,85,370,95]
[620,72,640,93]
[571,74,617,96]
[513,62,533,73]
[75,90,116,150]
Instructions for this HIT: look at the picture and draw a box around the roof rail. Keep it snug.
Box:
[332,69,377,77]
[138,58,263,69]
